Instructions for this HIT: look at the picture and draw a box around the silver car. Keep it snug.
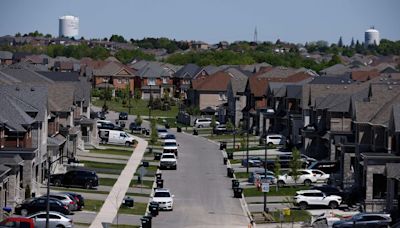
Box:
[48,193,78,211]
[27,211,73,228]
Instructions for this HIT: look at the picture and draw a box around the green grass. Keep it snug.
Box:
[50,186,150,197]
[234,172,249,179]
[155,117,185,128]
[99,178,117,186]
[134,165,158,177]
[84,199,105,212]
[130,180,154,189]
[271,210,311,223]
[89,149,133,156]
[93,99,178,118]
[82,161,126,170]
[118,202,148,215]
[229,159,242,164]
[244,186,309,197]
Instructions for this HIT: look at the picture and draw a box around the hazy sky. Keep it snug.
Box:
[1,0,399,45]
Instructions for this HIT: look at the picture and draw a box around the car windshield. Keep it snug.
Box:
[158,129,168,133]
[162,155,175,159]
[164,142,176,147]
[154,192,171,197]
[165,134,175,139]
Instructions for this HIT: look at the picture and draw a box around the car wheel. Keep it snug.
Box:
[21,209,28,216]
[267,142,273,146]
[125,142,131,147]
[304,179,312,186]
[173,166,177,170]
[277,180,285,188]
[54,179,62,187]
[56,225,65,228]
[85,182,92,189]
[328,201,338,209]
[299,202,308,210]
[198,125,203,128]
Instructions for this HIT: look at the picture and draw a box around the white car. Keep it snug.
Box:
[163,140,178,157]
[194,118,220,128]
[96,119,112,127]
[265,134,286,146]
[310,169,330,182]
[277,169,318,187]
[294,189,342,210]
[160,153,177,170]
[27,211,73,228]
[157,128,168,139]
[152,188,174,211]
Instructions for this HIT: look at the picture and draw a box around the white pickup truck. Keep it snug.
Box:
[159,153,177,170]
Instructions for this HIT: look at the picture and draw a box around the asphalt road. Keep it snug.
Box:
[151,131,248,228]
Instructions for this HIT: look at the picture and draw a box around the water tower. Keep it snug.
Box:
[365,26,380,46]
[59,15,79,38]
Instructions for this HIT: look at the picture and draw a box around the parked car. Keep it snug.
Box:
[0,217,34,228]
[152,188,174,211]
[50,169,99,189]
[241,157,264,167]
[91,111,106,120]
[160,153,177,170]
[213,124,227,134]
[278,153,316,165]
[308,160,340,174]
[311,185,344,198]
[248,170,276,183]
[129,122,142,133]
[294,189,342,210]
[163,140,178,157]
[98,122,123,131]
[99,129,136,146]
[27,211,73,228]
[157,128,169,139]
[60,192,84,210]
[96,120,112,127]
[15,197,70,216]
[277,169,318,187]
[194,118,220,128]
[46,193,78,211]
[332,213,391,228]
[261,134,286,146]
[310,169,330,182]
[119,112,128,120]
[165,134,176,140]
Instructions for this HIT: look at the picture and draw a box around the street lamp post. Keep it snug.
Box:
[45,155,74,228]
[264,138,269,213]
[246,114,249,174]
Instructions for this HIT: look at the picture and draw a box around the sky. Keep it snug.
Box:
[0,0,399,45]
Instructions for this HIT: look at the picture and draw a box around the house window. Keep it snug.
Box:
[373,174,387,199]
[162,77,168,84]
[148,79,156,86]
[201,71,206,76]
[219,93,226,101]
[117,79,122,84]
[102,77,109,82]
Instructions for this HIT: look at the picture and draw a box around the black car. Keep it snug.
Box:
[50,169,99,189]
[129,122,142,133]
[119,112,128,120]
[98,122,123,131]
[90,111,106,120]
[15,197,70,216]
[61,192,85,210]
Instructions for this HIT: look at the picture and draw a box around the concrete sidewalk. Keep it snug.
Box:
[89,135,148,228]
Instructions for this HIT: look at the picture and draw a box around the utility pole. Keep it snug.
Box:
[264,138,268,213]
[246,114,249,173]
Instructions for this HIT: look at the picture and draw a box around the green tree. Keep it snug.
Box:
[210,116,217,136]
[289,148,302,186]
[135,114,143,126]
[109,34,126,43]
[338,36,343,47]
[134,90,141,101]
[150,119,158,145]
[274,157,281,191]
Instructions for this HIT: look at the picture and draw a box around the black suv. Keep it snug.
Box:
[129,122,142,133]
[50,169,99,189]
[98,122,123,131]
[119,112,128,120]
[15,197,70,216]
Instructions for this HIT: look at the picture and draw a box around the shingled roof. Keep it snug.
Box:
[192,71,232,92]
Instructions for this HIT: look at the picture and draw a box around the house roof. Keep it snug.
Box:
[136,62,173,78]
[192,71,232,92]
[37,71,80,81]
[0,51,13,60]
[309,74,354,84]
[392,104,400,132]
[0,94,35,132]
[174,63,201,79]
[320,64,352,75]
[93,61,136,77]
[0,155,24,166]
[48,83,75,112]
[350,70,380,82]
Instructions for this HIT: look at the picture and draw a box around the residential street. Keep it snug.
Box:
[151,131,249,228]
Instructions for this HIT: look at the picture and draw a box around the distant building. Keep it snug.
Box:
[365,27,380,46]
[59,15,79,38]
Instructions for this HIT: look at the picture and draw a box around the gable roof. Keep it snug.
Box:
[93,61,136,77]
[0,51,13,60]
[192,71,232,92]
[350,70,380,82]
[136,62,173,78]
[174,63,201,79]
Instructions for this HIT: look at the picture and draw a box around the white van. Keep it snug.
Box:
[194,118,220,128]
[99,129,135,146]
[97,120,112,127]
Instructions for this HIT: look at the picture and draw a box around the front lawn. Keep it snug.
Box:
[84,199,104,212]
[234,172,249,179]
[244,186,309,197]
[271,209,311,223]
[118,202,148,215]
[82,161,126,170]
[89,149,133,156]
[93,99,178,118]
[134,165,158,177]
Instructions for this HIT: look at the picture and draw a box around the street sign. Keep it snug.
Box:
[261,182,270,193]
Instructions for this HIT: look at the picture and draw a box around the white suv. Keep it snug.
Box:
[160,153,177,170]
[265,134,285,146]
[277,169,317,187]
[152,188,174,211]
[294,189,342,210]
[194,118,220,128]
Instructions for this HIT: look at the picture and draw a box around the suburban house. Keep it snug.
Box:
[225,68,250,126]
[173,63,201,99]
[134,61,176,99]
[0,51,13,65]
[92,60,136,97]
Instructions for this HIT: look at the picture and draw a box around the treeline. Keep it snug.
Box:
[165,50,341,72]
[129,37,189,54]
